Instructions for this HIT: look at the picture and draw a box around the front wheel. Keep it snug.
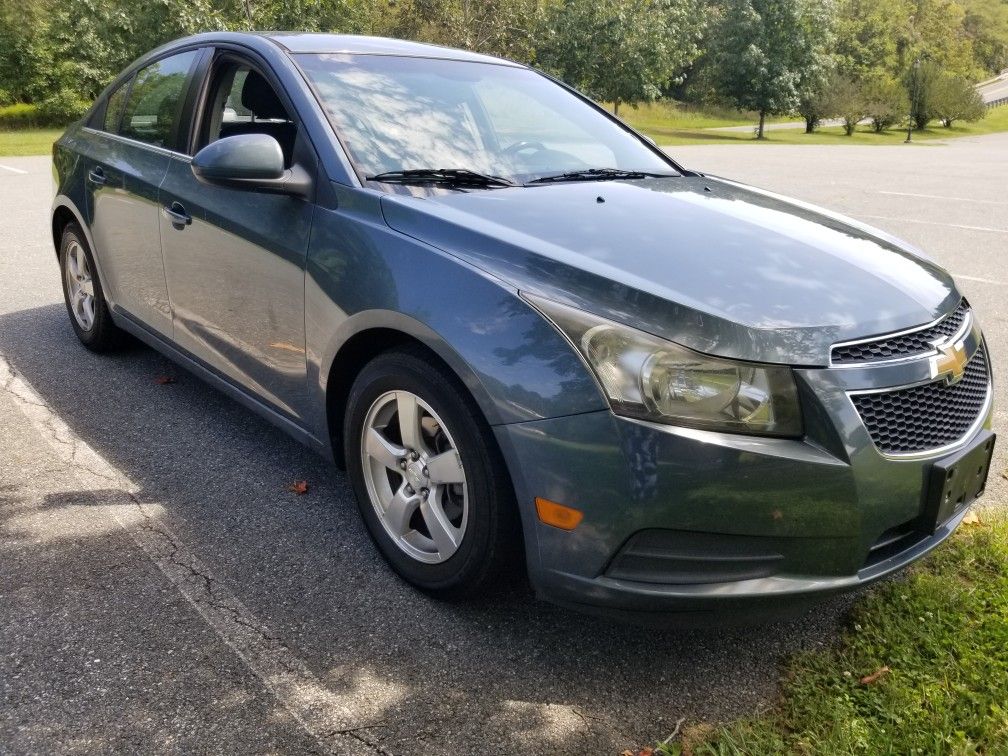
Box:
[343,348,521,599]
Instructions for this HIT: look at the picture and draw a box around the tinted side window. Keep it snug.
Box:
[119,50,199,149]
[103,77,132,133]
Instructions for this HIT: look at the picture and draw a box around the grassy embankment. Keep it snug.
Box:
[656,503,1008,755]
[618,100,1008,146]
[0,128,62,157]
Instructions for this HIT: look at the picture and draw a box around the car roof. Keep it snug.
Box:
[262,33,523,67]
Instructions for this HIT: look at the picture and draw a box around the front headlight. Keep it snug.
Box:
[526,294,802,437]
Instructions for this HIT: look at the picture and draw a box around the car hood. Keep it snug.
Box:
[379,176,959,366]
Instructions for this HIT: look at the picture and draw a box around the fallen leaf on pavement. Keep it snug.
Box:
[961,510,981,526]
[288,480,309,495]
[859,666,890,685]
[154,375,176,385]
[620,751,634,756]
[638,748,655,756]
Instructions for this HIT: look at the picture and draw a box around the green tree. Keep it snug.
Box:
[861,72,909,131]
[931,72,986,125]
[796,1,837,133]
[904,0,980,78]
[961,0,1008,74]
[0,0,54,103]
[382,0,540,61]
[905,58,943,129]
[536,0,704,116]
[825,73,865,134]
[709,0,835,138]
[833,0,912,78]
[833,0,993,81]
[797,71,836,132]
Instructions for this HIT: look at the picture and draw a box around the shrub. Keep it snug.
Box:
[0,103,43,130]
[37,89,90,126]
[797,73,835,133]
[931,74,986,127]
[906,59,943,130]
[825,74,865,135]
[0,91,89,130]
[861,75,909,132]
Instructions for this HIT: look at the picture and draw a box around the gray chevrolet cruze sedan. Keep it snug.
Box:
[51,32,994,622]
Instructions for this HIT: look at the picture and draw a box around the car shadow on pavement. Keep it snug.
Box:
[0,304,860,754]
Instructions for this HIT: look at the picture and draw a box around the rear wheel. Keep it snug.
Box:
[344,347,521,599]
[58,223,123,351]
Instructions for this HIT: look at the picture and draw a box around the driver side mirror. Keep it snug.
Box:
[191,134,311,198]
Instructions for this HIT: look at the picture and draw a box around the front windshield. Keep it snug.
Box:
[295,53,677,185]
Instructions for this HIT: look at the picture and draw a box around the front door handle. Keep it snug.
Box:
[87,167,106,186]
[162,201,191,230]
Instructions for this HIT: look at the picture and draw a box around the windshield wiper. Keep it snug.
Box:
[367,168,516,188]
[528,167,679,184]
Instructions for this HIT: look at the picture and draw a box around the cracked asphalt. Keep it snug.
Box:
[1,132,1006,755]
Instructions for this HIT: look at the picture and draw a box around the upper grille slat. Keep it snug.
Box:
[850,344,990,455]
[831,301,969,365]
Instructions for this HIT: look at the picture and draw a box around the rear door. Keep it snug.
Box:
[157,51,316,423]
[83,48,203,338]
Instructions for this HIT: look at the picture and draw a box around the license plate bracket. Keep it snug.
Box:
[921,430,996,533]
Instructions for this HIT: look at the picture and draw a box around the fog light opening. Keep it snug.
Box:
[535,497,583,530]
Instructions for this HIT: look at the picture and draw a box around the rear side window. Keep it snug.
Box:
[119,50,199,149]
[103,79,131,133]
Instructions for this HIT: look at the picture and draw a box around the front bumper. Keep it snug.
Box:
[494,348,993,622]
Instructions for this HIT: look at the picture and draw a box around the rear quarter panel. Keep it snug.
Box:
[51,125,91,244]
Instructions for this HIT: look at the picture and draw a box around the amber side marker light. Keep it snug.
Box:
[535,497,583,530]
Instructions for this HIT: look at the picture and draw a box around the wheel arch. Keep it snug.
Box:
[51,198,89,258]
[321,314,504,470]
[51,198,110,285]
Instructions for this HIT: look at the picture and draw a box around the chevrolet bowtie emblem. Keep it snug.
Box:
[930,340,969,385]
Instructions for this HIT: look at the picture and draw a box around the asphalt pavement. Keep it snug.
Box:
[978,72,1008,103]
[1,132,1006,754]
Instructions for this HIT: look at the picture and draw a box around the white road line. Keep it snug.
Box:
[0,353,388,756]
[860,214,1008,235]
[953,273,1008,286]
[877,190,1008,206]
[0,164,28,175]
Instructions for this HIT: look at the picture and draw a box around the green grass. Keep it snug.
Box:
[659,505,1008,755]
[610,101,792,131]
[0,129,63,156]
[621,103,1008,146]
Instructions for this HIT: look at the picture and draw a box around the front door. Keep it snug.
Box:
[158,58,315,423]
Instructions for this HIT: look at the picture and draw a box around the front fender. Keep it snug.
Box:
[305,188,607,447]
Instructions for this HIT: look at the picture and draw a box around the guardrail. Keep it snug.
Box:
[986,96,1008,108]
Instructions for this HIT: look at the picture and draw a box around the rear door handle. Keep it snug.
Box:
[162,201,191,229]
[87,167,106,185]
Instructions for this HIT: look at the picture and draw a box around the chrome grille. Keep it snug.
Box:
[850,344,990,455]
[831,301,969,364]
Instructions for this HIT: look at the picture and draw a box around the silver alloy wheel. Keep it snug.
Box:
[64,240,96,331]
[360,390,469,564]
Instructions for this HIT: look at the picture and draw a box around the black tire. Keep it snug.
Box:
[343,346,522,599]
[58,222,124,352]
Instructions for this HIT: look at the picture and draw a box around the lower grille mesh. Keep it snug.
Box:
[851,344,990,454]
